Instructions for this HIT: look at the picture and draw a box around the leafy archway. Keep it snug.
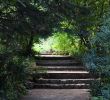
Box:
[0,0,110,100]
[33,32,86,57]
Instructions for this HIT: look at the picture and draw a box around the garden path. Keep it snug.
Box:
[21,89,90,100]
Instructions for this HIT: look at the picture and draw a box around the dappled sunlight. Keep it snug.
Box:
[33,32,86,56]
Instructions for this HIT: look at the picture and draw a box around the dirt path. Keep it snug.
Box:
[21,89,90,100]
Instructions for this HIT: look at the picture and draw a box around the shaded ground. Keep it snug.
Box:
[21,89,90,100]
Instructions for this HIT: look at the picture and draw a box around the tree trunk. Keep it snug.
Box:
[26,31,34,56]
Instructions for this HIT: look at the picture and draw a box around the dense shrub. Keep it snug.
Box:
[0,32,33,99]
[0,53,31,100]
[51,32,83,55]
[84,9,110,100]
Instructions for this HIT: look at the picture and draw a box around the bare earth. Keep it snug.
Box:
[21,89,90,100]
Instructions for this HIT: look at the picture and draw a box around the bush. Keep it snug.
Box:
[84,9,110,99]
[0,53,30,100]
[52,32,80,55]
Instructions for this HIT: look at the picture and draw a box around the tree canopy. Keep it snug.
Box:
[0,0,110,99]
[0,0,110,52]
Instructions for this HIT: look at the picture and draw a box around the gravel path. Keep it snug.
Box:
[21,89,90,100]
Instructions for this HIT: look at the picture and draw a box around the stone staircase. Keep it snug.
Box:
[30,55,97,89]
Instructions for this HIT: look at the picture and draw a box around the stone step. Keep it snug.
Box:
[33,83,90,89]
[21,89,90,100]
[35,55,82,66]
[36,60,80,63]
[36,63,81,66]
[33,55,94,89]
[34,79,94,84]
[38,65,84,68]
[33,71,95,79]
[35,55,79,60]
[37,66,85,71]
[36,60,81,66]
[45,71,89,73]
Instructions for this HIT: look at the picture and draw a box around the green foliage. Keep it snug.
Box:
[84,8,110,99]
[52,32,74,54]
[33,36,54,54]
[0,53,31,100]
[51,32,86,56]
[33,32,87,56]
[91,96,105,100]
[89,80,102,96]
[0,0,110,99]
[0,29,36,99]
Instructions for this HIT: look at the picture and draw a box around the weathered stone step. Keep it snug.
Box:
[38,65,84,68]
[34,79,94,84]
[35,55,79,60]
[45,71,89,73]
[36,59,81,63]
[36,60,81,66]
[33,71,94,79]
[33,83,90,89]
[36,63,81,66]
[32,54,95,89]
[21,89,90,100]
[38,66,85,71]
